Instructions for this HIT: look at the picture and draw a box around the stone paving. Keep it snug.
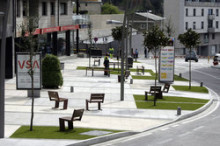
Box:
[1,55,214,146]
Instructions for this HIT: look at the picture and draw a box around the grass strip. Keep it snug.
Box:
[77,66,188,81]
[10,126,122,140]
[133,95,209,110]
[173,85,208,93]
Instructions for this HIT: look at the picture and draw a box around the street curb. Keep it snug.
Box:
[67,131,138,146]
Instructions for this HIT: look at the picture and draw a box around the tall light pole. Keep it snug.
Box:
[120,0,130,101]
[0,0,10,138]
[76,0,79,53]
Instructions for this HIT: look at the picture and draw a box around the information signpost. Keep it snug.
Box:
[159,46,175,83]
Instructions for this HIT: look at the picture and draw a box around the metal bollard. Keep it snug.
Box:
[179,73,182,78]
[145,91,148,101]
[130,79,133,84]
[200,82,203,87]
[177,106,181,116]
[70,86,74,92]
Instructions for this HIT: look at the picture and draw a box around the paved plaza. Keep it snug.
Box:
[1,55,214,146]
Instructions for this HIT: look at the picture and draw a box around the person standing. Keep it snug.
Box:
[135,49,138,58]
[103,54,109,75]
[144,47,147,58]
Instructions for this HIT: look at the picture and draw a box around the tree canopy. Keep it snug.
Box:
[101,3,121,14]
[178,28,200,49]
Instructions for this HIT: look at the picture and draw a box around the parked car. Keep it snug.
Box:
[185,51,198,62]
[213,53,220,65]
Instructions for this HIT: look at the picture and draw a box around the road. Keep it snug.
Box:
[94,58,220,146]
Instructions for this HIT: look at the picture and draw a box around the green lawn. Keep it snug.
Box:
[173,85,209,93]
[132,74,188,81]
[77,66,187,81]
[10,126,122,140]
[134,95,209,110]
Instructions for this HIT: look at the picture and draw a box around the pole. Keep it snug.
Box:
[0,0,10,138]
[125,19,129,71]
[120,0,129,101]
[76,0,79,53]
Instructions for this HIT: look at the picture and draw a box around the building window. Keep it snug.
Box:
[17,0,21,17]
[201,9,204,16]
[212,34,215,40]
[186,8,188,16]
[201,21,204,29]
[51,2,55,15]
[193,9,196,16]
[85,3,88,6]
[23,0,27,17]
[208,9,213,15]
[60,3,67,15]
[216,9,219,16]
[193,22,196,29]
[216,21,219,29]
[185,22,188,30]
[208,20,213,28]
[42,2,47,16]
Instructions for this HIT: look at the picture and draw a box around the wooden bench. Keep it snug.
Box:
[162,83,170,93]
[109,62,120,70]
[86,93,105,110]
[86,67,110,77]
[145,86,163,100]
[59,109,84,131]
[137,66,145,75]
[48,91,68,109]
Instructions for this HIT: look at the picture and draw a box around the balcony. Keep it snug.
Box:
[208,27,215,33]
[208,14,215,20]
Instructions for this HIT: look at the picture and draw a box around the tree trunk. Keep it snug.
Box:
[189,47,192,89]
[30,53,34,131]
[154,49,157,106]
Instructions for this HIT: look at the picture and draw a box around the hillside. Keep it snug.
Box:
[102,0,163,15]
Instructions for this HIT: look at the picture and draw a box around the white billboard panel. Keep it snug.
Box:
[16,53,41,90]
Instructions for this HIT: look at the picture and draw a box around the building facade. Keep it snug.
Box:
[78,0,102,14]
[0,0,15,79]
[164,0,220,56]
[16,0,79,57]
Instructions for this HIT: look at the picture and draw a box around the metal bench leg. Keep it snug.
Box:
[55,101,59,108]
[98,102,101,110]
[68,121,73,130]
[63,100,68,109]
[59,118,65,131]
[86,100,89,110]
[92,69,94,76]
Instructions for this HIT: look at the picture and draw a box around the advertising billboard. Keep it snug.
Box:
[159,46,175,83]
[16,53,41,90]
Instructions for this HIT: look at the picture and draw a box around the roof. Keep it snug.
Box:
[136,12,165,21]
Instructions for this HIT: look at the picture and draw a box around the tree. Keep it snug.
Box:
[16,16,39,131]
[144,26,169,106]
[165,17,175,37]
[101,3,121,14]
[178,29,200,89]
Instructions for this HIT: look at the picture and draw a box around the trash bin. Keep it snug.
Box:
[127,56,133,68]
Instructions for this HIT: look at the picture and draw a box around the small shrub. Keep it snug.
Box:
[42,54,63,88]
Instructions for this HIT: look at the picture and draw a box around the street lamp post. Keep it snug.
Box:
[0,0,10,138]
[0,11,5,138]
